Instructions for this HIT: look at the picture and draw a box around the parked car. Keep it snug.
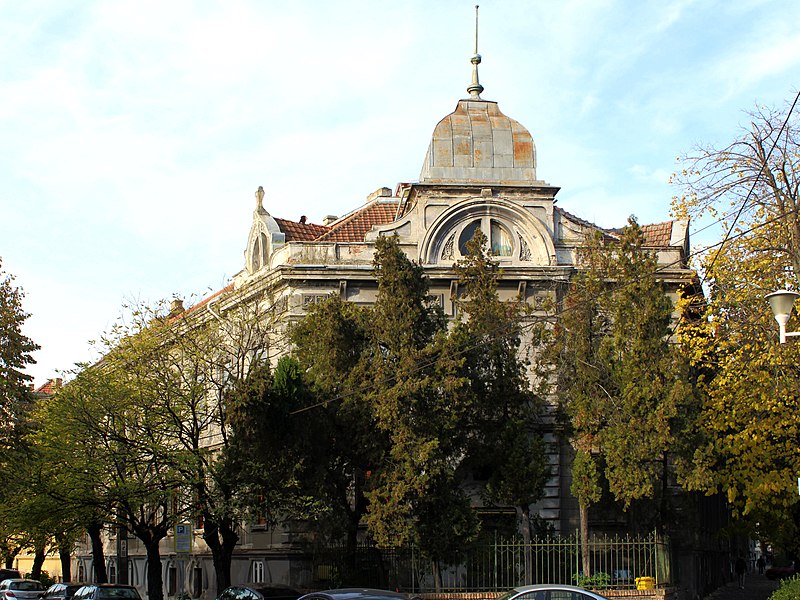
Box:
[297,589,408,600]
[0,579,45,600]
[71,586,141,600]
[765,564,796,580]
[0,573,20,585]
[218,584,303,600]
[495,584,611,600]
[41,583,89,600]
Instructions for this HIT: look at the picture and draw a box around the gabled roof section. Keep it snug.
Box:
[315,200,400,243]
[557,208,619,243]
[639,221,674,247]
[558,208,682,248]
[34,378,62,396]
[275,218,330,241]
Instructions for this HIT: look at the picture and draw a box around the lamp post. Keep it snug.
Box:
[766,289,800,343]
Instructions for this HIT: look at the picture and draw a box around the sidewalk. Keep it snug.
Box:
[702,573,779,600]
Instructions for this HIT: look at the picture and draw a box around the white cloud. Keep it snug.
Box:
[5,0,800,385]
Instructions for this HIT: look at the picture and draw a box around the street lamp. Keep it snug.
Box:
[766,289,800,343]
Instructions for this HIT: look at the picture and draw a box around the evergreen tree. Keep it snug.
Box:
[543,219,697,569]
[453,230,548,547]
[363,235,475,590]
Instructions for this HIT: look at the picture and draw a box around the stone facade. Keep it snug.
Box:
[73,90,696,599]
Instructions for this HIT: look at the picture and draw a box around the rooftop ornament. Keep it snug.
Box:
[467,5,484,100]
[766,289,800,343]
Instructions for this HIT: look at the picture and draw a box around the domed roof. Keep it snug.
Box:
[419,99,537,185]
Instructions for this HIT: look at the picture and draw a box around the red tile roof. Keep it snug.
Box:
[315,202,399,242]
[558,208,676,247]
[275,218,330,241]
[185,283,235,315]
[34,378,62,396]
[640,221,674,247]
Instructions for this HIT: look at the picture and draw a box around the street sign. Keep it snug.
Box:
[175,523,192,554]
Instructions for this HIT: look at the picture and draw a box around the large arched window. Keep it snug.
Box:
[452,217,515,259]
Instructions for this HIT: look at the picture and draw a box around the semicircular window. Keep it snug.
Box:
[458,220,482,255]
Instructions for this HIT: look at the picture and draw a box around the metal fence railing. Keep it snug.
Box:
[311,531,671,593]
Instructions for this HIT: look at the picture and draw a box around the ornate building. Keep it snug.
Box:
[75,45,695,600]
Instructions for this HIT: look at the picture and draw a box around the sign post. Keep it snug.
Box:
[175,524,193,598]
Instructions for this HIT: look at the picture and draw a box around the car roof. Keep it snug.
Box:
[508,585,607,598]
[299,589,407,600]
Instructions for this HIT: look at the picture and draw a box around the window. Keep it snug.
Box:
[108,561,116,584]
[491,220,513,256]
[192,567,203,598]
[250,561,265,583]
[167,565,177,596]
[452,217,515,259]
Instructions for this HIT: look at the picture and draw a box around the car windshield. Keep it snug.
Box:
[97,590,139,600]
[14,583,44,591]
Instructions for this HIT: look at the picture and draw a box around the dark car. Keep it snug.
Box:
[765,564,796,580]
[495,584,610,600]
[41,584,89,600]
[218,584,303,600]
[71,586,141,600]
[0,574,20,586]
[0,579,45,600]
[297,589,408,600]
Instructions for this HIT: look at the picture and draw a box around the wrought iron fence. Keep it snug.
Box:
[312,531,670,593]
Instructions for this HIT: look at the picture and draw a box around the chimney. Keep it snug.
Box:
[367,187,393,202]
[170,298,185,316]
[323,215,338,226]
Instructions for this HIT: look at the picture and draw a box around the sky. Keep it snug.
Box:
[2,0,799,387]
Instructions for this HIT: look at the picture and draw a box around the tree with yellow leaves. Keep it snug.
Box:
[672,96,800,548]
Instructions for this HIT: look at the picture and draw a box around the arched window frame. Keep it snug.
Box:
[450,216,516,261]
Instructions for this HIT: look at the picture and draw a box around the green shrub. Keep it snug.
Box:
[769,575,800,600]
[574,571,611,589]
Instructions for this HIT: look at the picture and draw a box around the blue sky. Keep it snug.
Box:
[2,0,799,385]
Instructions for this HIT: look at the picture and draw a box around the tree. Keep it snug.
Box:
[452,229,548,582]
[358,235,477,590]
[48,314,192,600]
[672,97,800,548]
[127,294,278,596]
[0,258,39,441]
[290,295,386,580]
[542,219,697,574]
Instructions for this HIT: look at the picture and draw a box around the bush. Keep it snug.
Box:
[574,571,611,589]
[769,574,800,600]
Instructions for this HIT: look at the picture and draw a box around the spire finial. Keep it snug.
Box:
[255,185,265,212]
[467,4,484,100]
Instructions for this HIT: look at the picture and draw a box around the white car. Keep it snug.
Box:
[495,584,610,600]
[0,579,45,600]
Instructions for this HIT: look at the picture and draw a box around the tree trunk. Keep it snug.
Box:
[518,505,533,584]
[203,517,239,598]
[87,523,108,584]
[431,559,442,593]
[580,503,591,578]
[3,546,21,569]
[57,537,72,583]
[30,545,46,581]
[144,537,165,600]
